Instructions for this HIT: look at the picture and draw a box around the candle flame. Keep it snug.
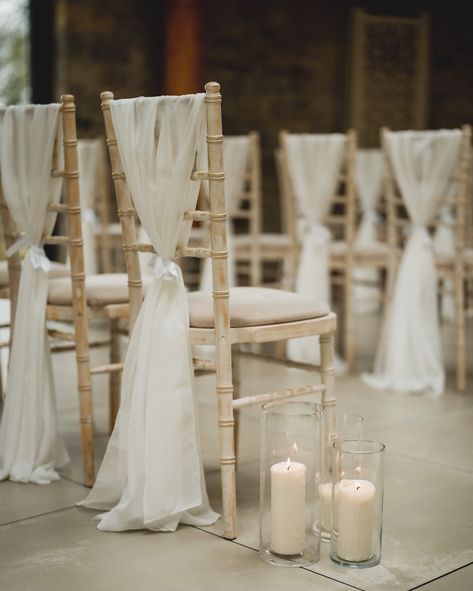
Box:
[355,465,362,475]
[293,442,298,453]
[286,457,291,471]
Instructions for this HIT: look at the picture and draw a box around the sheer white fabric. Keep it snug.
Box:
[354,149,384,313]
[363,130,462,396]
[0,104,69,484]
[78,95,218,531]
[284,134,346,365]
[77,139,102,274]
[199,135,249,291]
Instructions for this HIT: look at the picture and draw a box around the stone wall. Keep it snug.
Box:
[55,0,164,134]
[54,0,473,231]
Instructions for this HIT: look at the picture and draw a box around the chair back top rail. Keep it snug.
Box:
[279,128,358,244]
[101,83,230,333]
[381,124,472,253]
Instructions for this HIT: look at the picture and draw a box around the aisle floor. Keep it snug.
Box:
[1,314,472,591]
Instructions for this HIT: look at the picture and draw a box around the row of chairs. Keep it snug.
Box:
[78,127,472,392]
[0,85,337,539]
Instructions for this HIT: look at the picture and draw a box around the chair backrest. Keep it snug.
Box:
[101,83,230,338]
[229,131,261,233]
[279,129,357,263]
[199,131,261,286]
[76,138,110,273]
[381,126,472,258]
[0,98,88,333]
[355,148,386,243]
[0,184,21,328]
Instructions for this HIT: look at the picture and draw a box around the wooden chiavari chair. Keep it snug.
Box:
[102,82,337,540]
[0,177,70,403]
[43,95,153,485]
[194,132,293,289]
[231,132,293,287]
[382,125,472,391]
[279,130,381,371]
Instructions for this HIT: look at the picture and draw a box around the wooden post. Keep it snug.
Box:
[96,140,114,273]
[344,129,357,371]
[453,125,471,392]
[109,318,121,431]
[381,127,399,310]
[61,94,95,486]
[320,332,336,473]
[249,132,262,286]
[205,82,237,540]
[101,91,142,335]
[279,130,300,291]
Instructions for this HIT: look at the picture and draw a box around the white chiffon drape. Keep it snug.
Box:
[78,95,218,531]
[0,104,69,484]
[284,134,346,365]
[199,135,250,291]
[77,139,102,274]
[354,149,384,313]
[363,130,462,396]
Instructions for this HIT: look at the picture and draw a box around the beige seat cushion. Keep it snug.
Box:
[436,247,473,267]
[233,233,291,249]
[188,287,329,329]
[330,240,389,257]
[48,273,151,307]
[95,222,122,236]
[0,260,69,288]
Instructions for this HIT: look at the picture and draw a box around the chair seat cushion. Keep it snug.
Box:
[95,222,122,236]
[233,233,291,249]
[0,260,69,288]
[48,273,151,307]
[436,247,473,267]
[330,240,389,257]
[188,286,330,329]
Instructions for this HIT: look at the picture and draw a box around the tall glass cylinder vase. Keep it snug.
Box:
[259,401,323,567]
[319,412,364,541]
[330,440,385,568]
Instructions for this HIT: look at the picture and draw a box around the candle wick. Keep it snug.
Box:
[356,485,360,491]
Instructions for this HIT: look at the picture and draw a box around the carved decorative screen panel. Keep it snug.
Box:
[349,9,429,147]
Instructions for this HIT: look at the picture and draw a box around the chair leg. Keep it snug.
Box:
[344,270,355,372]
[216,358,237,540]
[75,347,95,486]
[454,277,466,392]
[109,319,121,432]
[231,344,241,466]
[320,332,336,473]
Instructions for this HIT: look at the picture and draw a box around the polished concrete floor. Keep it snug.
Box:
[0,312,472,591]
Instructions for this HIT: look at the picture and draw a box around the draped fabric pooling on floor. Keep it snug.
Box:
[0,104,69,484]
[284,134,346,365]
[363,130,462,396]
[78,94,219,531]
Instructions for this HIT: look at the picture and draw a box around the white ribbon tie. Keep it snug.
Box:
[6,236,51,273]
[149,255,180,280]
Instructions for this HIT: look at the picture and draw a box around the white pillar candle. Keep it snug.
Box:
[271,459,306,555]
[318,481,340,531]
[336,479,376,562]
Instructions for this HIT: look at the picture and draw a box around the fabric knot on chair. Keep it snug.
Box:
[408,224,432,248]
[149,255,180,280]
[81,207,98,227]
[306,221,332,244]
[363,208,381,225]
[6,235,51,272]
